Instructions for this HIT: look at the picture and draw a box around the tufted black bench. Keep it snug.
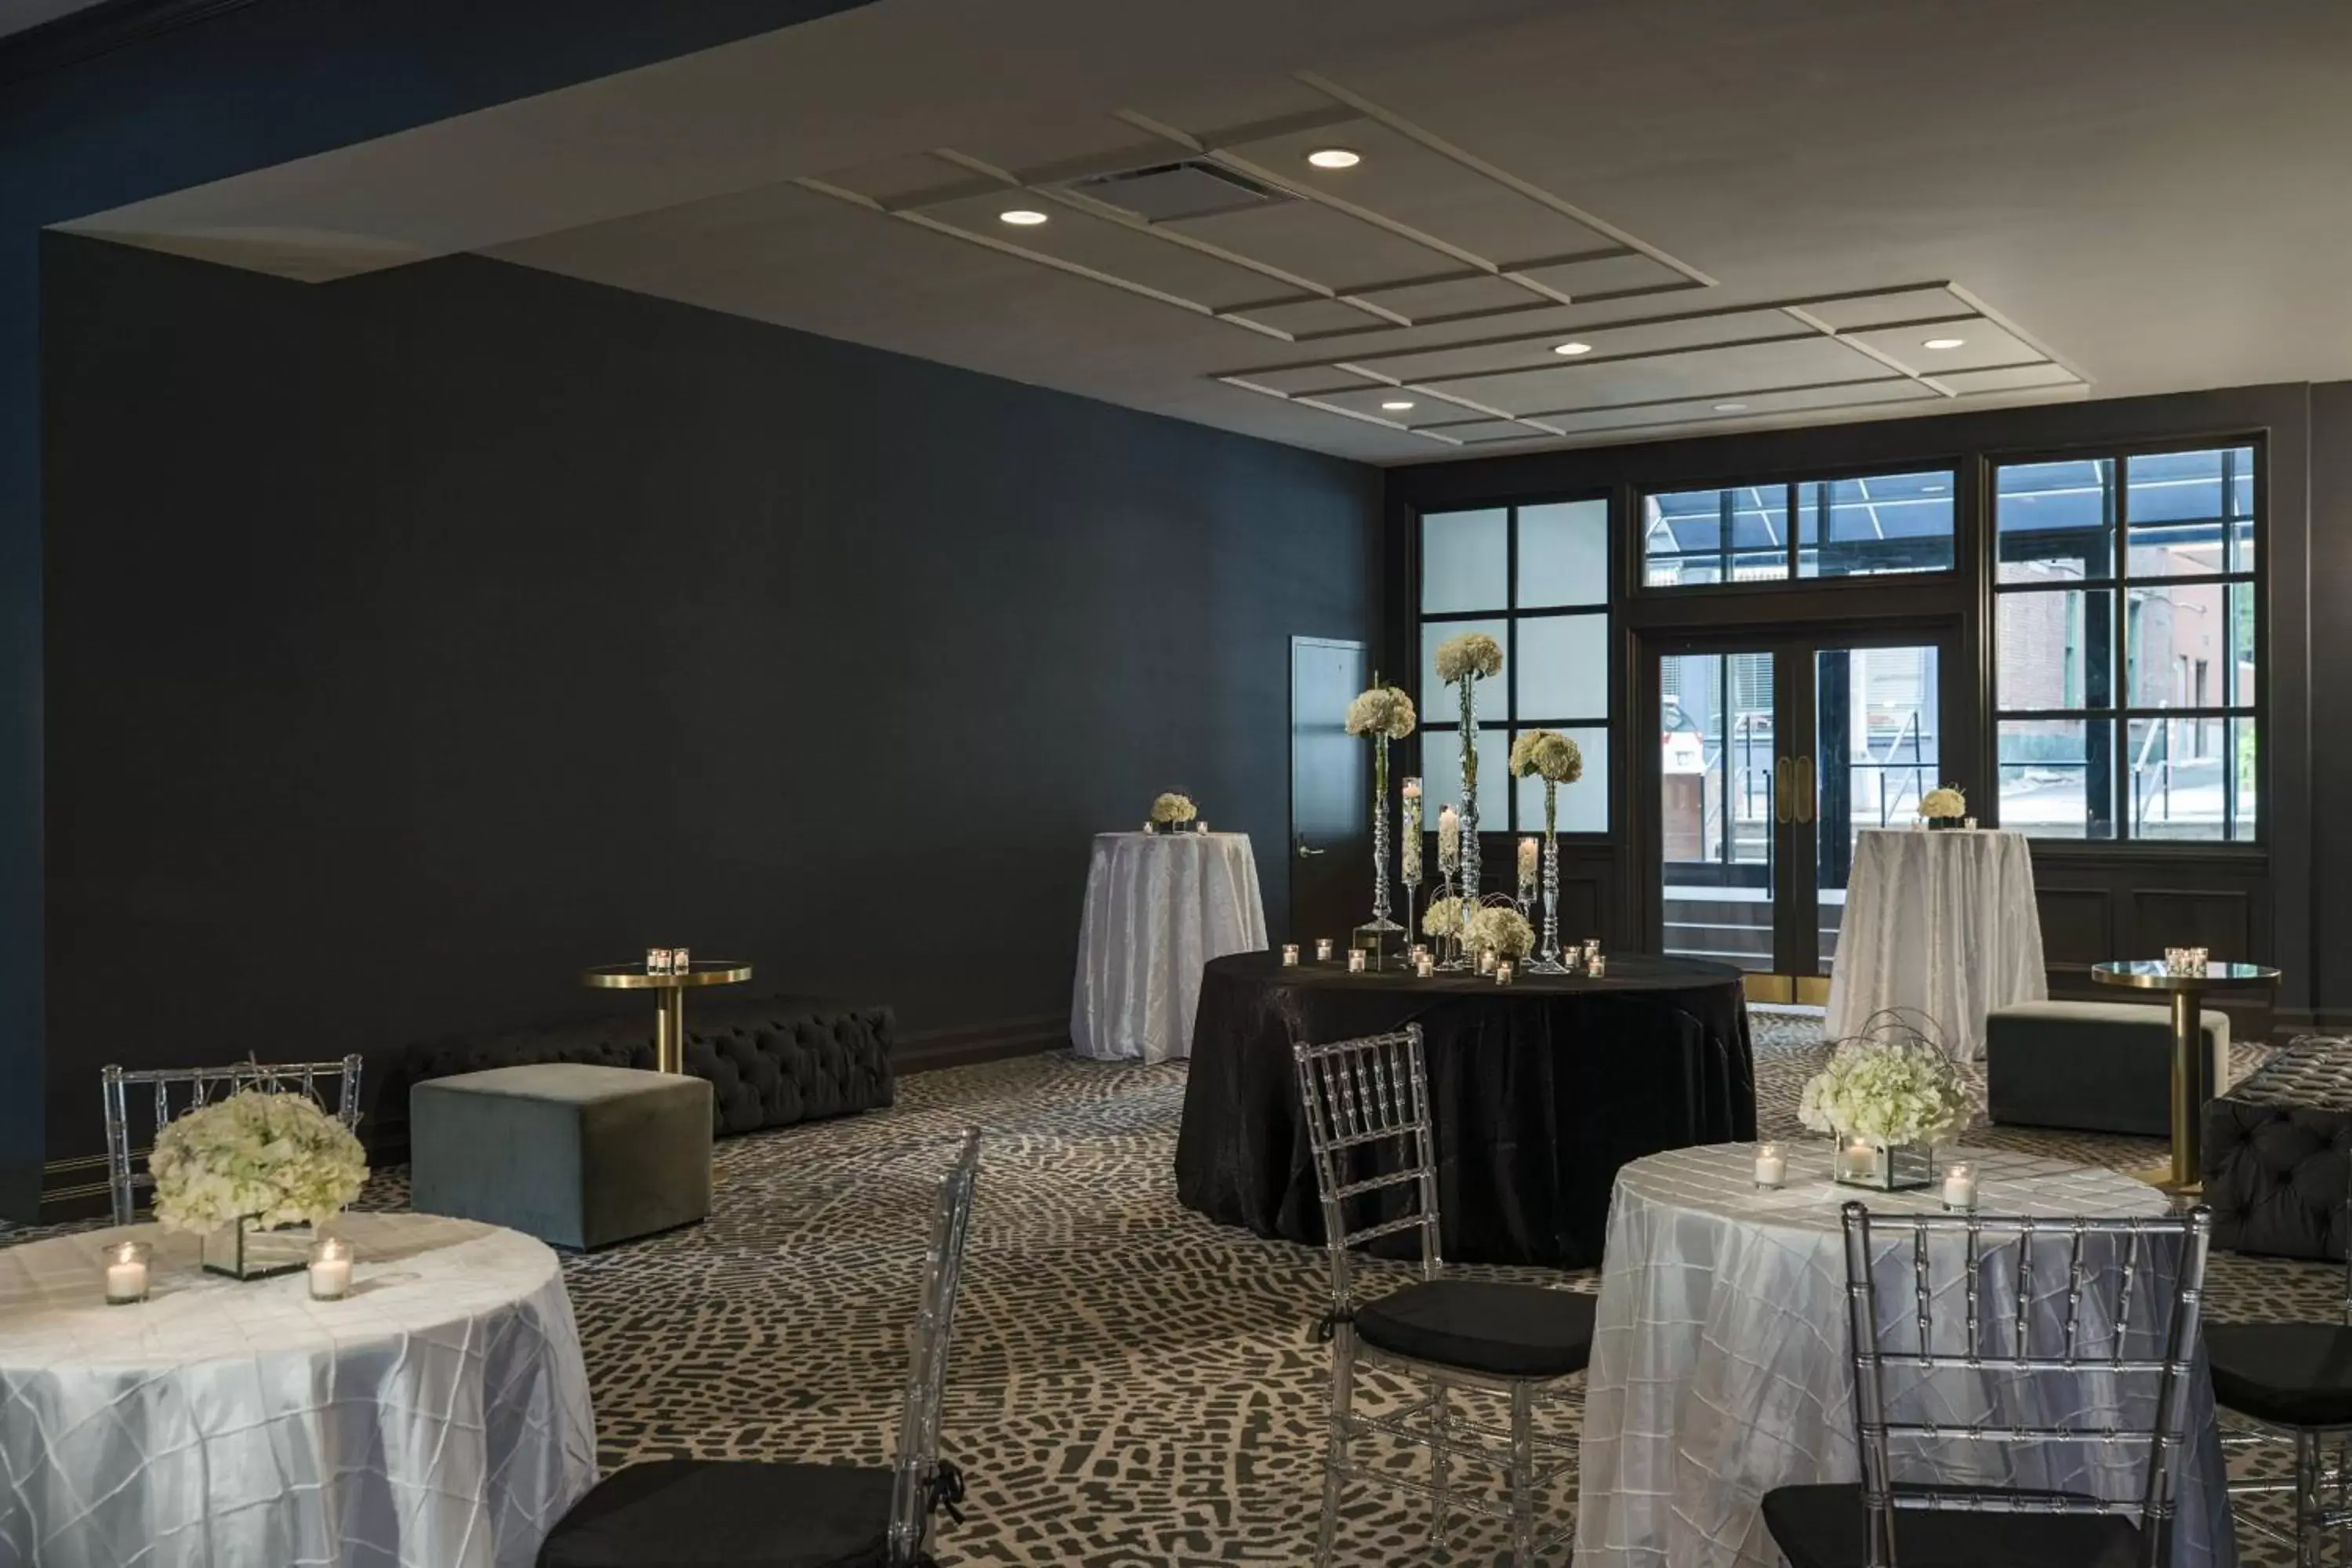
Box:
[2204,1036,2352,1260]
[406,993,895,1139]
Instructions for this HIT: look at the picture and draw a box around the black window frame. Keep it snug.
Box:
[1417,494,1613,836]
[1635,461,1964,590]
[1989,436,2263,844]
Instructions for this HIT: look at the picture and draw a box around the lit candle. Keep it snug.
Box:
[1586,955,1606,978]
[1195,820,1208,835]
[1415,953,1436,978]
[1962,816,1978,830]
[1754,1143,1786,1189]
[672,946,691,974]
[1438,805,1461,873]
[647,947,672,975]
[1478,949,1497,975]
[1346,948,1367,974]
[103,1240,149,1305]
[1839,1140,1878,1182]
[1517,837,1537,896]
[1401,779,1424,885]
[1494,960,1514,985]
[1582,938,1601,965]
[1940,1163,1977,1212]
[308,1236,354,1301]
[1315,938,1334,962]
[1281,944,1299,967]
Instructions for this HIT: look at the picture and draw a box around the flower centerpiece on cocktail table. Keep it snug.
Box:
[1146,792,1198,834]
[151,1090,368,1279]
[1509,728,1585,972]
[1345,681,1417,967]
[1797,1014,1976,1191]
[1432,631,1504,964]
[1919,784,1967,831]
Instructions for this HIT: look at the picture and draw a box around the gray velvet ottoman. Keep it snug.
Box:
[1986,1000,2230,1137]
[410,1064,712,1249]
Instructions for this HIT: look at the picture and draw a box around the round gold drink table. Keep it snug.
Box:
[2090,959,2281,1193]
[582,961,753,1074]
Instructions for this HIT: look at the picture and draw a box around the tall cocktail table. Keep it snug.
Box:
[582,960,753,1074]
[2091,958,2281,1192]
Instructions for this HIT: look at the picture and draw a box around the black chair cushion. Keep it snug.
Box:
[537,1458,898,1568]
[1760,1483,2145,1568]
[2208,1321,2352,1428]
[1352,1279,1597,1379]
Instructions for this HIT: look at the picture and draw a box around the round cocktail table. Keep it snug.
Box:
[2091,958,2281,1192]
[582,960,753,1074]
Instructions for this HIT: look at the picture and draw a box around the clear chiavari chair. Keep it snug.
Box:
[1292,1025,1595,1567]
[535,1127,982,1568]
[101,1055,365,1225]
[1763,1200,2213,1568]
[2207,1185,2352,1566]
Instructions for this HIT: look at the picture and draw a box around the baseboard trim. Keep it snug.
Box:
[894,1013,1066,1073]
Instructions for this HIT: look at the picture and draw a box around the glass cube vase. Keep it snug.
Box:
[201,1217,312,1280]
[1830,1141,1936,1193]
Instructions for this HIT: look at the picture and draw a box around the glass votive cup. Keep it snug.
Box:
[1194,821,1208,834]
[1345,948,1367,974]
[1281,944,1300,967]
[1940,1162,1979,1213]
[1753,1142,1787,1190]
[1588,955,1608,978]
[1477,949,1497,975]
[1415,953,1435,979]
[1963,816,1978,830]
[1494,960,1514,985]
[646,947,673,975]
[103,1240,151,1305]
[307,1235,355,1301]
[1315,938,1334,962]
[672,946,690,973]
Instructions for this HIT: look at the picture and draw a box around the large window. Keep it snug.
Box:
[1642,469,1956,586]
[1419,499,1610,833]
[1994,444,2259,840]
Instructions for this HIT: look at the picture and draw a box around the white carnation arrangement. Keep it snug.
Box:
[1344,685,1417,741]
[1509,729,1584,785]
[150,1090,368,1234]
[1798,1026,1976,1148]
[1920,784,1967,819]
[1149,792,1198,826]
[1470,904,1535,960]
[1432,632,1504,684]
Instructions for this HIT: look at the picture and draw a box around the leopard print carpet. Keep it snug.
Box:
[13,1014,2339,1564]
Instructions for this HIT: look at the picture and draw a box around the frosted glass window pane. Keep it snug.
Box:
[1517,500,1608,607]
[1421,727,1509,826]
[1421,617,1510,724]
[1512,727,1608,834]
[1421,509,1508,613]
[1515,614,1609,720]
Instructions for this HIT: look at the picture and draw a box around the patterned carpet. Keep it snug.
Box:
[19,1013,2343,1563]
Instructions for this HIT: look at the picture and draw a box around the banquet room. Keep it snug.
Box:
[5,0,2352,1563]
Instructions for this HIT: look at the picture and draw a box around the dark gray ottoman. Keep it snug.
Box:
[411,1064,713,1249]
[1986,1000,2229,1137]
[2205,1037,2352,1260]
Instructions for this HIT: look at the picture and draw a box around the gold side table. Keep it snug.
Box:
[583,961,753,1074]
[2090,959,2281,1194]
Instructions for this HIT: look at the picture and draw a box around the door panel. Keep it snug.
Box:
[1290,637,1369,943]
[1658,649,1777,976]
[1813,644,1942,981]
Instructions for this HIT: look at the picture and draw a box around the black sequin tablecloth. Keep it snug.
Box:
[1173,951,1755,1268]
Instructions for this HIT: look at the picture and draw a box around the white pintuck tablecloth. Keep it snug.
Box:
[1071,830,1268,1062]
[1574,1144,2230,1568]
[0,1212,597,1568]
[1824,826,2046,1061]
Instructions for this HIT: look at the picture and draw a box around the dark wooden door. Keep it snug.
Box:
[1290,635,1369,945]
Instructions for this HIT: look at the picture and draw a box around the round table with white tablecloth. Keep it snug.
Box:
[1573,1144,2229,1568]
[1823,826,2046,1061]
[0,1211,598,1568]
[1070,830,1267,1063]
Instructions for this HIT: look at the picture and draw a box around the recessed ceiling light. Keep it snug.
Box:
[998,209,1048,226]
[1922,336,1966,350]
[1306,147,1361,169]
[1381,400,1415,411]
[1713,402,1749,412]
[1552,341,1593,357]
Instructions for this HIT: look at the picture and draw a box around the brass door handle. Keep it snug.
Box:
[1774,757,1793,825]
[1795,755,1816,824]
[1298,842,1326,859]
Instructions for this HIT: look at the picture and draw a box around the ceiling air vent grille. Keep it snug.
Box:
[1058,160,1289,223]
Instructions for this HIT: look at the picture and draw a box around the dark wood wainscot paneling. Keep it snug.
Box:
[2030,846,2276,1030]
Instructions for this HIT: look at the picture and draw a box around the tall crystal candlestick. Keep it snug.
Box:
[1517,837,1537,906]
[1437,804,1460,878]
[1353,731,1404,967]
[1400,777,1423,945]
[1457,670,1482,958]
[1530,778,1567,972]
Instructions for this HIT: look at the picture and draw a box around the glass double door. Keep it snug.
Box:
[1653,630,1954,1002]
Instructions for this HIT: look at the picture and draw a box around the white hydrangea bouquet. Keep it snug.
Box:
[1797,1015,1976,1189]
[151,1090,368,1276]
[1919,784,1967,826]
[1147,792,1198,832]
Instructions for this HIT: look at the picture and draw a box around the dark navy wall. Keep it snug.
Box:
[0,0,887,1215]
[38,237,1381,1192]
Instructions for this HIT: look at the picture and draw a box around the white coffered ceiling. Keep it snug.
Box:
[53,0,2352,463]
